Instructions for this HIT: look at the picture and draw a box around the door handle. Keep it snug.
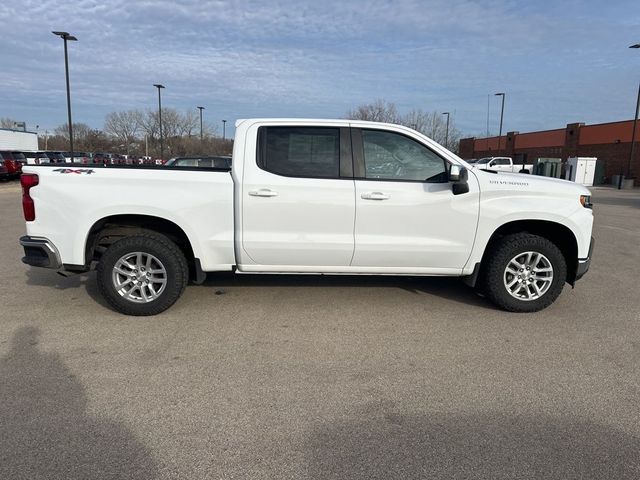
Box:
[361,191,390,200]
[248,188,278,197]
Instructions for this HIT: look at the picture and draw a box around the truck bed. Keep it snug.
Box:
[22,164,236,271]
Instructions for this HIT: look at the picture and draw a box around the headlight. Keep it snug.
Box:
[580,195,593,209]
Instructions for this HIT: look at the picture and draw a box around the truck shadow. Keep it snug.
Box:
[0,326,159,479]
[306,410,640,479]
[24,268,495,312]
[201,273,495,310]
[23,269,112,310]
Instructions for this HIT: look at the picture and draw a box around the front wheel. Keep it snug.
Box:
[96,232,188,315]
[481,233,567,312]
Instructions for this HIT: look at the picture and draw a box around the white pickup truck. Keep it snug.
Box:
[475,156,535,174]
[19,119,594,315]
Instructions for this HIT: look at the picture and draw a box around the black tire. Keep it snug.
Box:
[481,233,567,312]
[96,232,188,316]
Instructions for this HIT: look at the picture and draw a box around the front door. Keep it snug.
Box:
[351,128,479,271]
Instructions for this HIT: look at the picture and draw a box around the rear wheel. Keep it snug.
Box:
[97,232,188,315]
[481,233,566,312]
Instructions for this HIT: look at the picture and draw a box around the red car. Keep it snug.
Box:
[0,151,23,179]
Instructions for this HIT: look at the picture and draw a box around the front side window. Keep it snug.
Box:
[259,127,340,178]
[362,129,447,182]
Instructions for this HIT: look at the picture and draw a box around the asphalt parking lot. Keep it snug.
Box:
[1,179,639,479]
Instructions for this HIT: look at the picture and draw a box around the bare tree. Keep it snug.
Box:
[346,99,400,123]
[347,100,463,153]
[104,110,143,155]
[49,124,114,152]
[0,117,19,129]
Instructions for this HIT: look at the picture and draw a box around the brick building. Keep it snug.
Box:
[458,119,639,182]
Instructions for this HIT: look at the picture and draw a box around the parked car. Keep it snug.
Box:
[58,151,91,163]
[92,152,113,165]
[475,157,534,174]
[165,156,232,168]
[111,154,127,165]
[0,151,24,178]
[23,152,51,165]
[43,151,66,164]
[19,118,593,316]
[74,152,93,164]
[0,162,8,179]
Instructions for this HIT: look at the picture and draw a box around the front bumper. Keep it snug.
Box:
[19,236,62,269]
[575,236,594,281]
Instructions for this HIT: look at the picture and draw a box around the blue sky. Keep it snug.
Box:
[1,0,639,138]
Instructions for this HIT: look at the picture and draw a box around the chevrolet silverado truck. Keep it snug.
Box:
[19,119,594,316]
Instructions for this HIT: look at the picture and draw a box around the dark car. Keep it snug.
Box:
[112,154,127,165]
[11,151,27,165]
[43,151,66,164]
[93,152,113,165]
[165,155,232,168]
[0,151,23,178]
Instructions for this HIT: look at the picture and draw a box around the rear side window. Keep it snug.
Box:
[258,127,340,178]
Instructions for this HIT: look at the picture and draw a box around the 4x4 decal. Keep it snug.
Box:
[53,168,95,175]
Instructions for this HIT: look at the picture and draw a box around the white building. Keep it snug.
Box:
[0,128,38,151]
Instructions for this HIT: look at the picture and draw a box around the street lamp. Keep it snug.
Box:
[153,84,165,159]
[52,31,77,163]
[495,92,505,153]
[628,44,640,181]
[442,112,450,149]
[222,119,227,140]
[197,106,205,141]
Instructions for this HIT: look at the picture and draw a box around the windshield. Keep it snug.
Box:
[476,158,491,165]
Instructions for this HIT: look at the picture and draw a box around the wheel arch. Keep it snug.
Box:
[84,214,199,279]
[480,219,579,285]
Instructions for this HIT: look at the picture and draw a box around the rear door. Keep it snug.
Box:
[241,125,356,267]
[351,127,479,271]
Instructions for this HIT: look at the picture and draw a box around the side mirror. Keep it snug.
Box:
[449,165,469,195]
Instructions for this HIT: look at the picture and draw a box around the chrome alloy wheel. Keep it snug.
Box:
[111,252,167,303]
[503,251,554,301]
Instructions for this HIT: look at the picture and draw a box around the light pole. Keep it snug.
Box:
[197,106,205,141]
[629,44,640,181]
[495,92,505,154]
[442,112,450,149]
[153,84,165,159]
[222,119,227,140]
[52,31,77,162]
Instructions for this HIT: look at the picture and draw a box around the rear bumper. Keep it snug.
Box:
[575,236,594,281]
[19,236,63,269]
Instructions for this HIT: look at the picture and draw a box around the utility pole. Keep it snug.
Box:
[197,106,205,141]
[442,112,450,149]
[628,43,640,181]
[153,84,165,159]
[52,31,77,162]
[495,92,505,153]
[222,119,227,140]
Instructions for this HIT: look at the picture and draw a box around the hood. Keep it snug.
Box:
[472,169,591,196]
